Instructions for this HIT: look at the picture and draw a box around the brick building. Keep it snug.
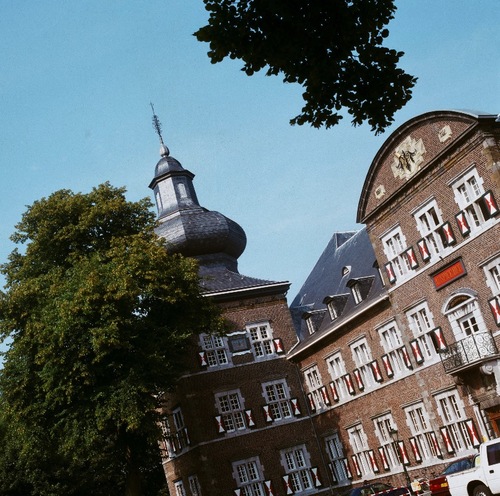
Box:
[290,110,500,491]
[151,109,500,495]
[149,141,327,495]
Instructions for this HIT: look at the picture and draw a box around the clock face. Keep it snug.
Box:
[391,136,426,180]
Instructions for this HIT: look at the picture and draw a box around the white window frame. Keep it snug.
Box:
[326,352,348,402]
[405,402,440,460]
[414,199,446,260]
[161,407,189,457]
[443,293,487,340]
[350,338,374,389]
[200,333,230,367]
[215,389,247,433]
[351,283,363,304]
[304,365,326,411]
[451,167,487,231]
[188,475,202,496]
[483,255,500,296]
[246,322,276,359]
[434,389,476,453]
[174,480,186,496]
[280,445,314,494]
[373,413,400,470]
[406,302,440,363]
[377,321,406,377]
[381,226,412,279]
[305,316,315,335]
[325,433,349,485]
[347,424,373,478]
[232,457,265,496]
[262,379,293,422]
[327,301,338,320]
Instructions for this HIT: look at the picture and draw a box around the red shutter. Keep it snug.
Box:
[440,426,454,453]
[440,222,456,246]
[368,450,379,473]
[455,211,471,236]
[353,369,364,391]
[465,419,481,447]
[198,351,208,367]
[481,190,499,217]
[417,238,431,262]
[370,360,383,382]
[378,447,390,471]
[245,409,255,427]
[282,475,294,495]
[381,355,394,377]
[291,397,301,416]
[320,386,331,406]
[328,463,337,483]
[401,346,413,369]
[432,327,447,351]
[409,437,422,463]
[430,431,442,456]
[343,374,355,395]
[273,338,285,354]
[307,392,317,413]
[489,297,500,326]
[410,339,424,364]
[215,416,225,434]
[406,247,419,269]
[398,441,410,465]
[264,480,275,496]
[351,455,362,478]
[310,467,322,487]
[329,381,339,402]
[385,262,397,284]
[263,405,273,423]
[343,458,353,478]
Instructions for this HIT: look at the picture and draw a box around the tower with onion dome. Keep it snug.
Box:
[148,110,317,496]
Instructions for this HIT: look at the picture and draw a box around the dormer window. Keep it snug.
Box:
[351,282,362,304]
[322,295,349,321]
[342,266,351,277]
[305,315,315,335]
[327,302,338,320]
[346,277,374,305]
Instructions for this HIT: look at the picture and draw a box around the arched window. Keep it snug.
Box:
[443,291,487,340]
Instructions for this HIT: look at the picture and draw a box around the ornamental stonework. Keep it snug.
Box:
[391,135,426,180]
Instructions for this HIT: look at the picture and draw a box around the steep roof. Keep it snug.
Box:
[357,109,500,224]
[289,228,387,347]
[198,263,288,295]
[149,142,288,297]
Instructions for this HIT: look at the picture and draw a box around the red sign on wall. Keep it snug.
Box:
[431,259,466,290]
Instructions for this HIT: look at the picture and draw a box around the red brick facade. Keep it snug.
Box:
[162,286,327,495]
[160,110,500,496]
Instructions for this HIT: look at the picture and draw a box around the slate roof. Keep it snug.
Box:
[198,262,285,294]
[289,228,387,347]
[150,147,289,297]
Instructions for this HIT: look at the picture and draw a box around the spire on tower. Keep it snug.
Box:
[150,102,170,157]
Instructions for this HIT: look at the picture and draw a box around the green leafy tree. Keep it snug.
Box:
[195,0,417,133]
[0,183,223,496]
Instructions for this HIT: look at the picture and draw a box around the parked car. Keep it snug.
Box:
[428,456,476,496]
[346,482,411,496]
[446,439,500,496]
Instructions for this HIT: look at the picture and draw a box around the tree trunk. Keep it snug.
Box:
[125,443,142,496]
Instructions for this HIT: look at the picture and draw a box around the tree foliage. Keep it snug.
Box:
[0,183,223,495]
[195,0,417,133]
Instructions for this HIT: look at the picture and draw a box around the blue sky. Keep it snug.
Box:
[1,0,499,300]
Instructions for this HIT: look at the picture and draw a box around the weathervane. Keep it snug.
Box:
[150,102,170,157]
